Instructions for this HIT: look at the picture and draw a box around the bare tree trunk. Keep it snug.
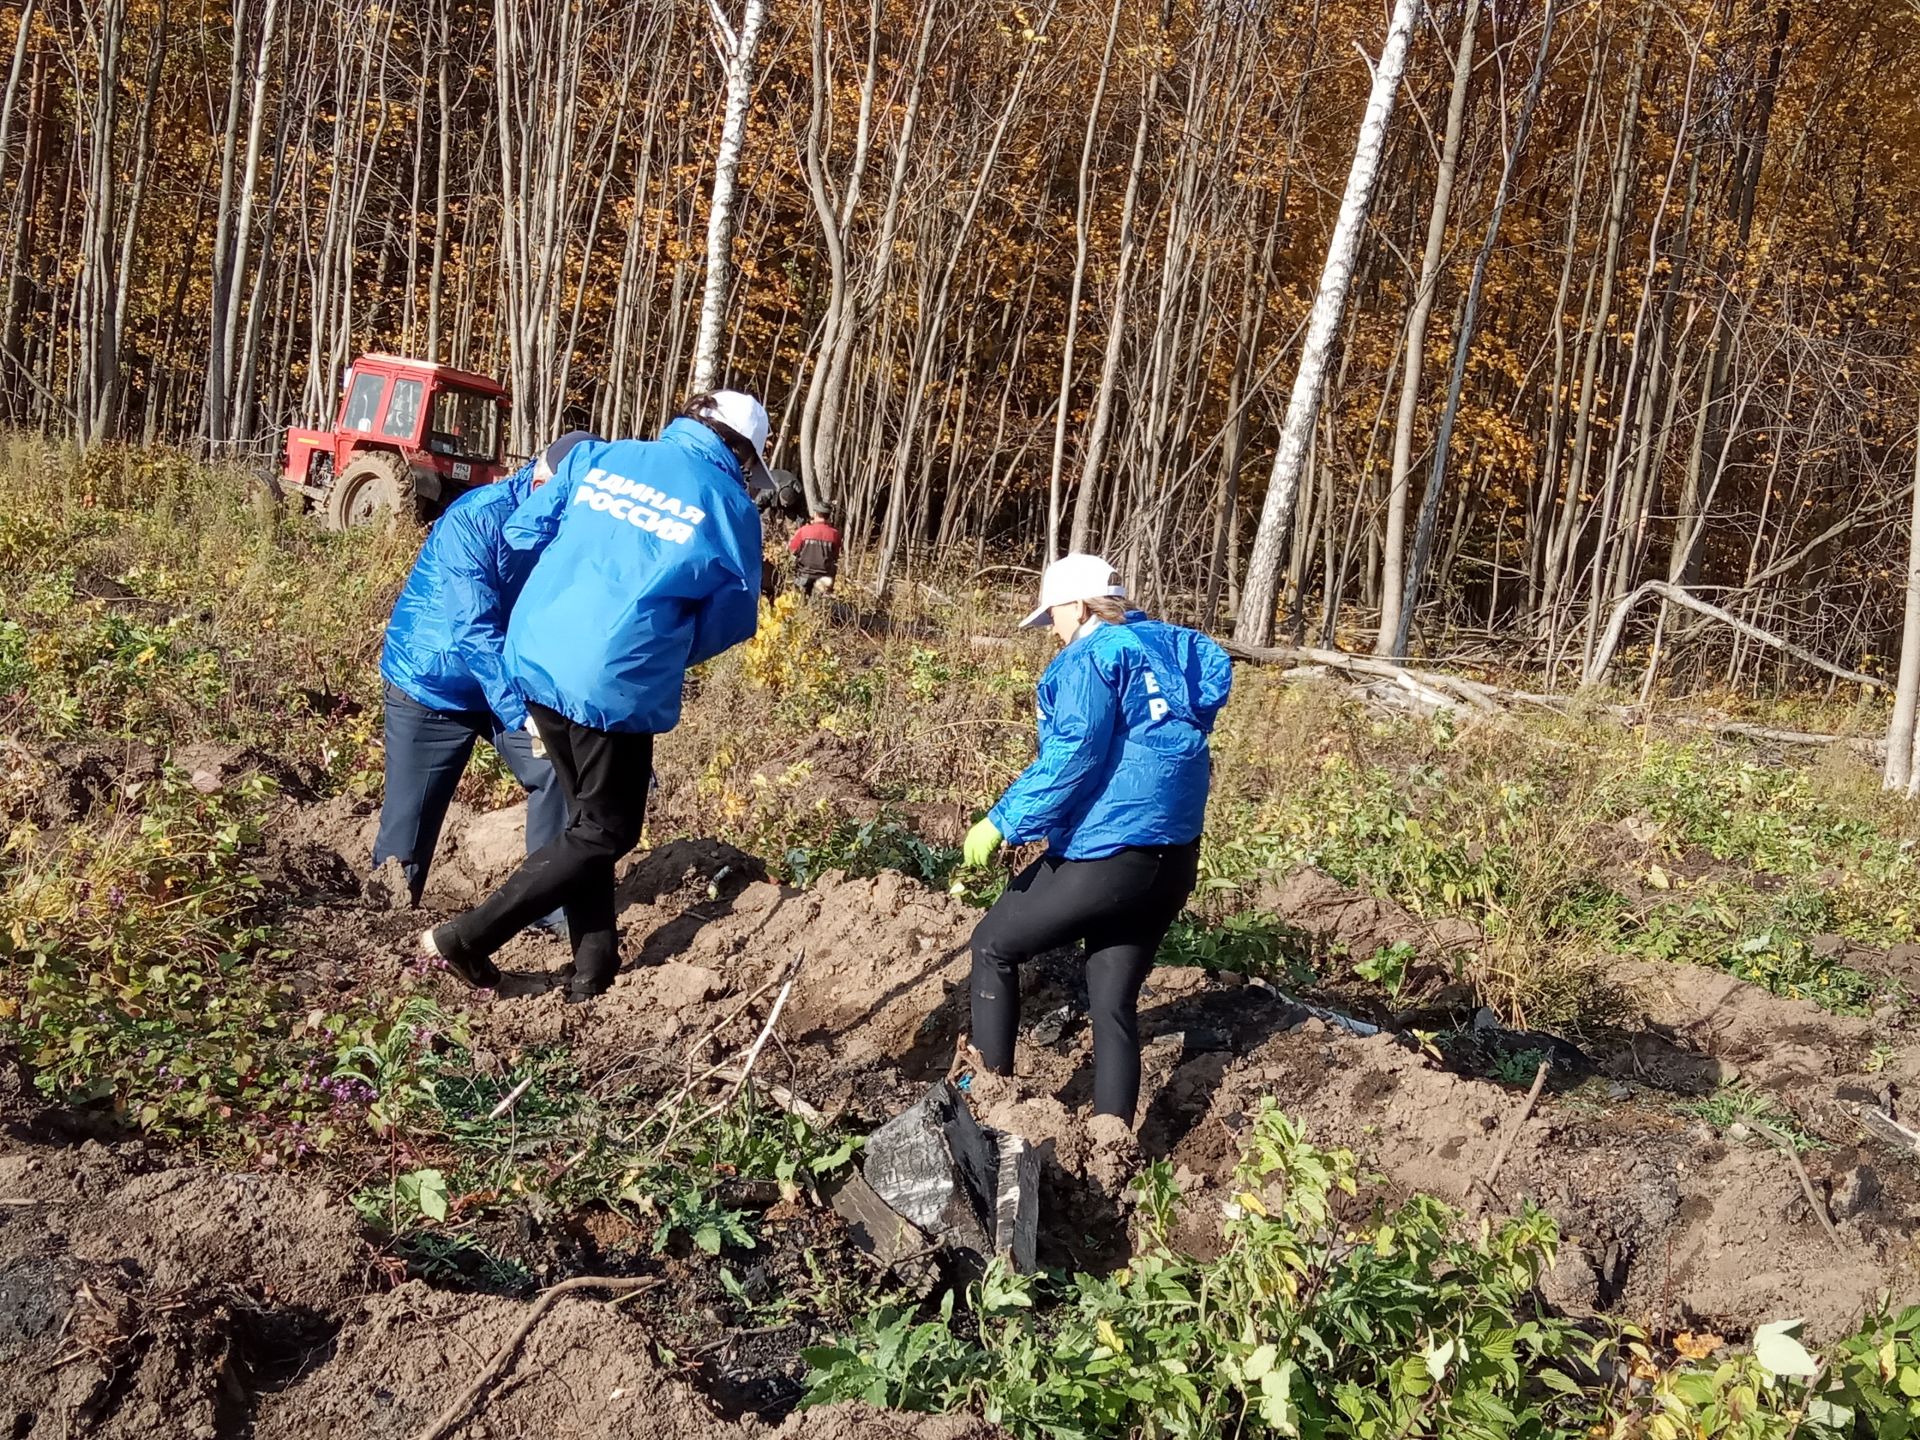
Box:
[1374,0,1480,653]
[1389,0,1559,657]
[1234,0,1420,648]
[690,0,771,395]
[1046,0,1124,558]
[1888,406,1920,789]
[201,0,250,446]
[219,0,280,440]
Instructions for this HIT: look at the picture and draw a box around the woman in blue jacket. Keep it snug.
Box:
[963,554,1232,1136]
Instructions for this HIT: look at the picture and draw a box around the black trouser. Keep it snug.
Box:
[969,841,1198,1120]
[436,703,653,987]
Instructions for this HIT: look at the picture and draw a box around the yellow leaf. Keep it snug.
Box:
[1234,1190,1268,1217]
[1672,1331,1722,1360]
[1096,1319,1122,1352]
[1646,864,1670,890]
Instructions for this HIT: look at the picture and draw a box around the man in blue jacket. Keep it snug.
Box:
[424,392,770,1000]
[373,431,599,911]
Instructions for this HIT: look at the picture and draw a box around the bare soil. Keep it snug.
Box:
[5,771,1919,1434]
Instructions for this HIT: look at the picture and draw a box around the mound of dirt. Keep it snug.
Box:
[507,865,978,1114]
[0,1137,1006,1440]
[446,849,1920,1337]
[1256,864,1479,988]
[1604,957,1920,1120]
[1157,1022,1918,1339]
[0,1151,372,1439]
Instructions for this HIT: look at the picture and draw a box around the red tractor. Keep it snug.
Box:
[283,355,514,528]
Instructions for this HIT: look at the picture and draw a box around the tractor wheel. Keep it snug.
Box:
[325,452,415,531]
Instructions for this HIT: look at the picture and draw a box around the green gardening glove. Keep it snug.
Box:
[963,817,1004,868]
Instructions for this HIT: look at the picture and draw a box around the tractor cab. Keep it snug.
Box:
[283,355,513,528]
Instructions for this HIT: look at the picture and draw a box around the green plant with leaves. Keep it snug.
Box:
[1159,911,1314,983]
[1487,1047,1548,1087]
[1354,941,1416,999]
[1680,1086,1822,1152]
[805,1101,1915,1438]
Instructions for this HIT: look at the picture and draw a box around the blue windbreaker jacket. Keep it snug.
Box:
[501,420,764,734]
[989,615,1233,860]
[380,462,540,729]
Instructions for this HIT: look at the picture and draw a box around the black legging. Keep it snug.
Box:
[436,703,653,987]
[969,841,1198,1120]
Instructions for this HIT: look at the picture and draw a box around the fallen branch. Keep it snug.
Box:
[708,1068,827,1125]
[411,1275,662,1440]
[1584,581,1887,693]
[486,1076,534,1122]
[722,955,804,1106]
[1858,1104,1920,1159]
[1470,1060,1549,1215]
[641,950,808,1146]
[1751,1119,1843,1252]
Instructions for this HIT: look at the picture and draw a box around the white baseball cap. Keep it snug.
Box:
[701,390,774,494]
[1019,553,1126,629]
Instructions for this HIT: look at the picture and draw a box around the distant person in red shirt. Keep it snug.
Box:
[789,505,842,597]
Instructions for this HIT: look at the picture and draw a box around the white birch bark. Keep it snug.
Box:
[691,0,770,396]
[1889,404,1920,790]
[1233,0,1421,647]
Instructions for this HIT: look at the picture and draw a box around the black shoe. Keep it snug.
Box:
[420,927,501,990]
[563,971,615,1005]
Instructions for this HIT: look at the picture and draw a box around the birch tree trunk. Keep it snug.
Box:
[691,0,771,396]
[1233,0,1420,648]
[1888,405,1920,790]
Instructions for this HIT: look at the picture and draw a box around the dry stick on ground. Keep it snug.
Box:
[410,1275,663,1440]
[1749,1119,1843,1252]
[724,956,805,1107]
[1470,1061,1549,1216]
[485,1075,534,1122]
[645,950,809,1149]
[708,1069,827,1125]
[679,951,806,1075]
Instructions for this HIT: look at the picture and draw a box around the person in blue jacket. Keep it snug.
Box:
[961,552,1233,1146]
[423,391,772,1000]
[373,430,599,912]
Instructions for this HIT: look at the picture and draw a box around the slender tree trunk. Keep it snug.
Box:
[1888,405,1920,790]
[1389,0,1558,656]
[1047,0,1124,557]
[1374,0,1481,653]
[691,0,771,395]
[1234,0,1421,648]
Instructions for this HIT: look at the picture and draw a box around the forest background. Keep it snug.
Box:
[2,0,1917,688]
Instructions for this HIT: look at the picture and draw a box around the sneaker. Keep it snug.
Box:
[419,927,501,990]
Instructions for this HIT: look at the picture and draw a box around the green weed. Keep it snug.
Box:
[805,1100,1918,1438]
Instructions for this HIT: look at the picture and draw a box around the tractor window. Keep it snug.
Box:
[427,389,500,464]
[341,371,385,433]
[382,378,424,440]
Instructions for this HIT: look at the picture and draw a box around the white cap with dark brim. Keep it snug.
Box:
[704,390,775,496]
[1019,553,1126,629]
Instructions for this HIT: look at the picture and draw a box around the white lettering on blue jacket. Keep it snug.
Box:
[499,420,764,734]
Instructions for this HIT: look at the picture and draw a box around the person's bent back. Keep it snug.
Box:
[424,393,771,1000]
[504,421,764,733]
